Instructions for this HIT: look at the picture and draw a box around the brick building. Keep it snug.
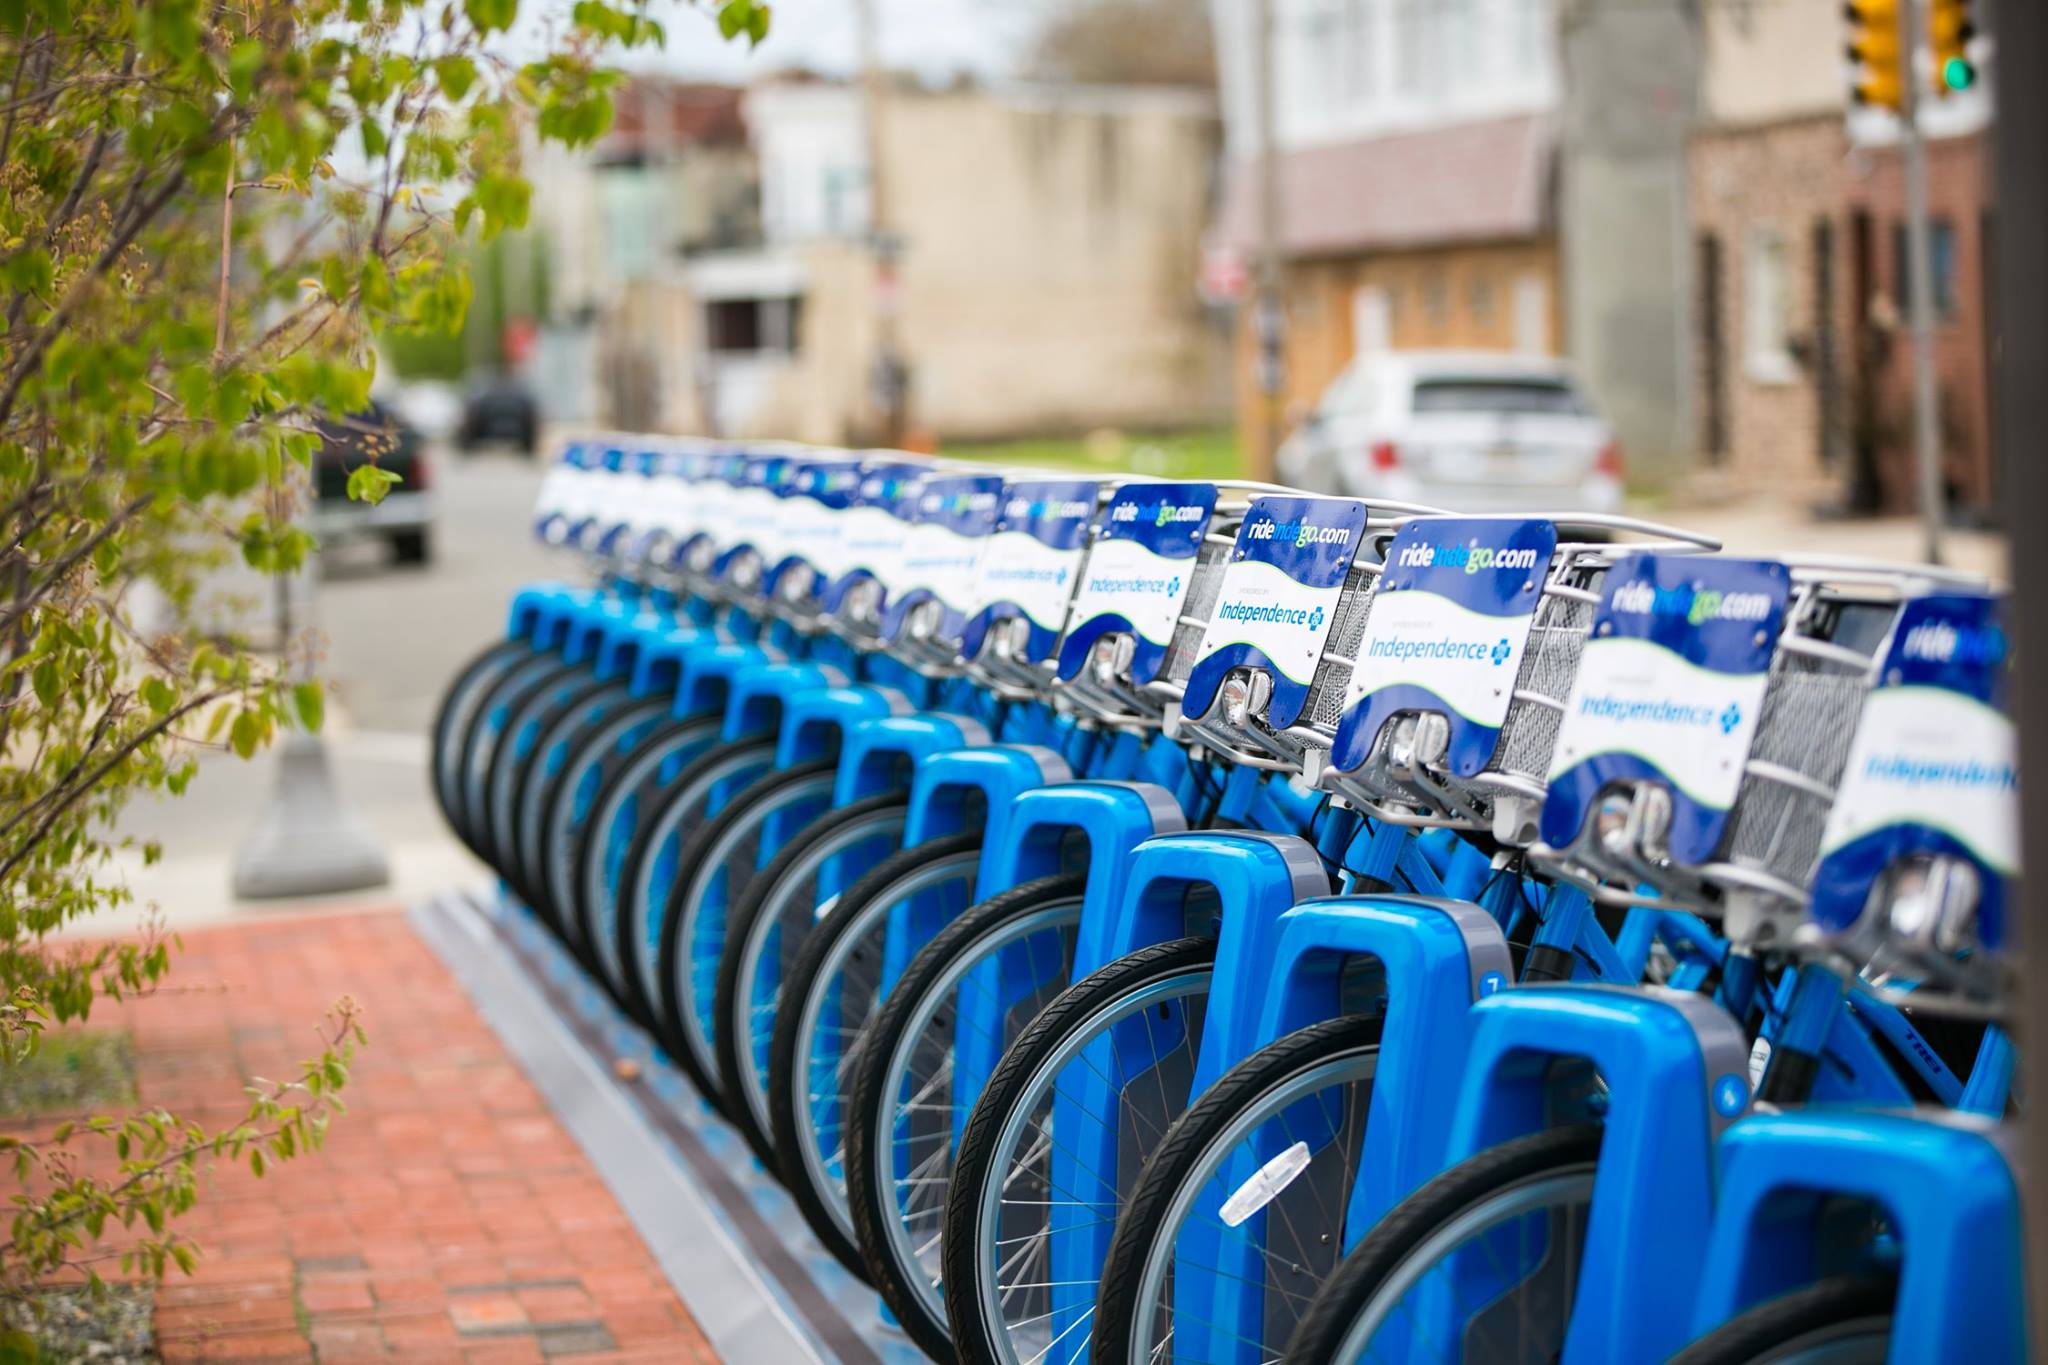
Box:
[1687,0,1996,517]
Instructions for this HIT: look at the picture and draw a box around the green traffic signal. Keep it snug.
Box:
[1941,54,1977,91]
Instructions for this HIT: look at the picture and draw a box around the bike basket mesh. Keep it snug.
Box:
[1305,566,1382,734]
[1159,531,1236,693]
[1715,621,1876,892]
[1488,564,1608,786]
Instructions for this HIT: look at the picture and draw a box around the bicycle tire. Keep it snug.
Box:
[534,695,670,965]
[572,714,722,1010]
[1091,1015,1385,1365]
[942,937,1219,1365]
[713,790,911,1166]
[430,638,530,837]
[1667,1275,1896,1365]
[846,872,1089,1361]
[501,678,627,930]
[655,759,839,1107]
[766,833,987,1282]
[612,736,776,1043]
[453,654,577,864]
[1282,1122,1604,1365]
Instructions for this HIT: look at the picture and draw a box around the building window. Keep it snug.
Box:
[1892,218,1959,321]
[1468,272,1495,328]
[1421,269,1449,331]
[1744,227,1796,385]
[706,296,802,355]
[1341,0,1375,107]
[1698,232,1727,462]
[1505,0,1543,72]
[1393,0,1430,95]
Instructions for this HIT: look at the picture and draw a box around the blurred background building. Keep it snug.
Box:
[374,0,2001,521]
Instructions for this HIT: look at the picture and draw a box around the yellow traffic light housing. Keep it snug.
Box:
[1845,0,1906,112]
[1929,0,1977,95]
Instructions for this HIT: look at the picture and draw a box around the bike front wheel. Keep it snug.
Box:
[713,791,910,1166]
[941,937,1218,1365]
[1092,1016,1384,1365]
[1282,1122,1603,1365]
[844,873,1090,1357]
[765,833,985,1281]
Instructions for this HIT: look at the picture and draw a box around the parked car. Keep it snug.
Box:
[391,378,465,445]
[1275,351,1624,515]
[310,402,435,565]
[459,375,540,454]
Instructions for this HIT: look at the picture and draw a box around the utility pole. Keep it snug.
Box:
[1250,0,1284,481]
[1991,0,2048,1344]
[856,0,907,447]
[1896,0,1946,564]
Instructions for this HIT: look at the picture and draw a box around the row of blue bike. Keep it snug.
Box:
[428,437,2025,1363]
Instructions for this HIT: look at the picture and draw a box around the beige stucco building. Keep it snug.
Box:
[606,79,1229,447]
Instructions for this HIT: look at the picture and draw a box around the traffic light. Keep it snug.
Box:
[1929,0,1977,95]
[1845,0,1905,112]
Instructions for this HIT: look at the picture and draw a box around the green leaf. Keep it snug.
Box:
[464,0,516,33]
[433,55,477,101]
[291,682,324,733]
[229,711,262,761]
[140,677,177,716]
[345,464,401,505]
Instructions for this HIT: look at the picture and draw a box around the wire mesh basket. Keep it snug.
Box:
[1531,556,1987,933]
[1314,516,1720,843]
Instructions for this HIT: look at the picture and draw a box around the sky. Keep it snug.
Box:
[591,0,1049,84]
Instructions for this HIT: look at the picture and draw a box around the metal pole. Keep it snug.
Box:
[1898,0,1947,565]
[1251,0,1284,481]
[1991,0,2048,1345]
[856,0,905,447]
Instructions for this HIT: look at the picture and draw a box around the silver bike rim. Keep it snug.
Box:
[544,705,657,951]
[464,657,562,851]
[670,773,836,1079]
[1129,1049,1381,1365]
[731,810,908,1134]
[871,899,1085,1323]
[624,747,769,1011]
[788,853,982,1243]
[584,732,708,995]
[974,968,1214,1365]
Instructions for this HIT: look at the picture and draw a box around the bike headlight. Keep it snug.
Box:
[1884,856,1982,957]
[1218,671,1272,729]
[777,565,816,604]
[1091,634,1134,687]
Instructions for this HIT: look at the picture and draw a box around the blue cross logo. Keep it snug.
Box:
[1719,702,1743,735]
[1490,637,1513,666]
[1308,605,1326,632]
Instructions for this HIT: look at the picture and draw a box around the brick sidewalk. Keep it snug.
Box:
[78,909,718,1363]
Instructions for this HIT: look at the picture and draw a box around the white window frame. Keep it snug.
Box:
[1743,227,1798,386]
